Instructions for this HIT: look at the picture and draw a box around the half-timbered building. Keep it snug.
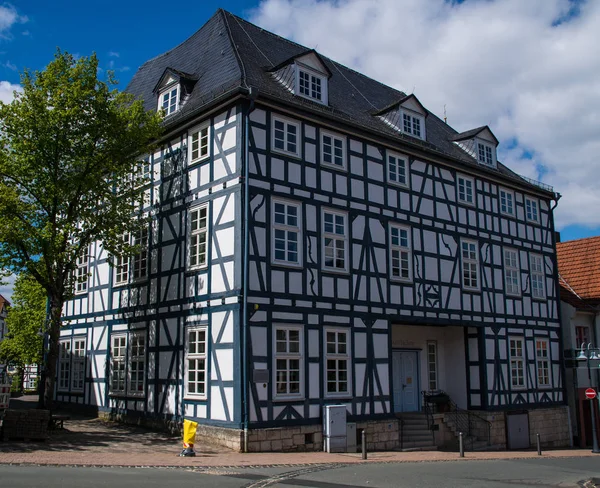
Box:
[58,9,570,451]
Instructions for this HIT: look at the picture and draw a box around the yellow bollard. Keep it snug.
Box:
[180,419,198,457]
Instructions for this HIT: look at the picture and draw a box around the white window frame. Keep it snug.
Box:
[530,253,545,300]
[295,64,328,104]
[132,225,149,281]
[322,209,348,273]
[509,337,525,390]
[525,197,539,223]
[387,152,409,187]
[427,341,438,391]
[477,141,495,166]
[461,239,479,290]
[401,110,425,140]
[503,248,520,296]
[272,198,302,267]
[189,122,210,164]
[389,224,412,282]
[189,205,208,270]
[57,339,71,392]
[110,334,127,395]
[185,326,208,400]
[127,331,146,397]
[114,232,130,286]
[324,328,351,398]
[158,84,179,116]
[272,115,301,158]
[320,130,346,170]
[535,338,550,388]
[75,248,89,294]
[457,175,475,205]
[499,188,514,216]
[71,338,86,392]
[273,325,304,400]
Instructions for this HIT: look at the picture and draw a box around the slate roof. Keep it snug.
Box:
[0,294,9,311]
[557,236,600,306]
[125,9,552,197]
[450,126,499,145]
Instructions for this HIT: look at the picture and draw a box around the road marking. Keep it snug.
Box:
[243,464,340,488]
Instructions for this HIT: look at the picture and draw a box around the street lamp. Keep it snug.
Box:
[577,342,600,453]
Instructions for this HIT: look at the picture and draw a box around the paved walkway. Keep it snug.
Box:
[1,396,598,468]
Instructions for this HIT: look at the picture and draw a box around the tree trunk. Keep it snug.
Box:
[42,297,63,412]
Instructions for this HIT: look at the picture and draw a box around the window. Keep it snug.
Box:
[500,189,514,215]
[509,337,525,389]
[190,124,209,163]
[128,333,146,396]
[274,327,303,398]
[525,197,539,223]
[325,329,350,396]
[189,206,208,269]
[272,199,301,266]
[457,175,474,204]
[159,85,179,116]
[427,341,438,391]
[185,327,207,399]
[536,339,550,387]
[71,338,86,392]
[110,331,145,396]
[321,132,345,168]
[132,226,149,281]
[390,224,411,281]
[272,116,300,157]
[322,210,348,271]
[576,326,590,348]
[388,152,408,187]
[134,158,151,187]
[477,142,494,165]
[461,240,479,290]
[58,340,71,392]
[75,249,89,294]
[298,69,323,101]
[402,112,423,139]
[114,233,130,285]
[504,249,520,296]
[530,254,545,299]
[110,334,127,394]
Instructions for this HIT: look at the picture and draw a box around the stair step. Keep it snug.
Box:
[400,440,439,449]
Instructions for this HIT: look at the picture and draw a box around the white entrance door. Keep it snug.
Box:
[392,350,419,413]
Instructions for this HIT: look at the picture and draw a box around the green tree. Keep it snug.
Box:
[0,51,163,410]
[0,273,46,389]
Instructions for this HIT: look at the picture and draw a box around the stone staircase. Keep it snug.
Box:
[397,413,438,451]
[442,415,499,451]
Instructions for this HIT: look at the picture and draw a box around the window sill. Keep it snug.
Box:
[189,155,210,166]
[387,179,410,190]
[273,395,305,402]
[271,260,303,269]
[322,267,349,275]
[184,396,208,402]
[321,162,347,173]
[271,147,302,160]
[390,276,413,284]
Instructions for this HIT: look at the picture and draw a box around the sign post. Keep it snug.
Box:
[586,388,600,453]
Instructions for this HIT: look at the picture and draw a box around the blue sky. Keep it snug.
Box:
[0,0,598,299]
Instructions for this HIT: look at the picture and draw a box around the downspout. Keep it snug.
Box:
[242,87,258,452]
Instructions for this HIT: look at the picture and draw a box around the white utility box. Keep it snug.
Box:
[323,405,347,453]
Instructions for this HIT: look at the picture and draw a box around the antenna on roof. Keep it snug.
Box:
[411,86,415,94]
[444,105,447,124]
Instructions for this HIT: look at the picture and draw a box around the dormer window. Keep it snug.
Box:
[298,69,322,101]
[375,94,428,141]
[160,85,179,116]
[403,112,422,138]
[478,142,493,166]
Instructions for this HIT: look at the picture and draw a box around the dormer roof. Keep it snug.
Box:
[267,49,332,78]
[450,126,499,146]
[374,94,428,118]
[152,68,198,94]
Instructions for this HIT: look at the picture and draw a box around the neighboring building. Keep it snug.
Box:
[557,236,600,447]
[57,9,569,451]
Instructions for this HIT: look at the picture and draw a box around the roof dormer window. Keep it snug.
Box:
[160,85,179,116]
[478,142,494,166]
[375,94,428,141]
[298,69,322,101]
[402,112,422,139]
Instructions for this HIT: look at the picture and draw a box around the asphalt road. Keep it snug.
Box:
[1,457,599,488]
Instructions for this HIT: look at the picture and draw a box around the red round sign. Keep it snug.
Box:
[585,388,597,400]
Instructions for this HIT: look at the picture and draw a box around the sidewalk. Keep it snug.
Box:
[1,396,598,468]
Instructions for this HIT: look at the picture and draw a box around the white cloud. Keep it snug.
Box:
[0,3,27,39]
[108,51,120,58]
[251,0,600,229]
[0,273,16,302]
[0,79,19,103]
